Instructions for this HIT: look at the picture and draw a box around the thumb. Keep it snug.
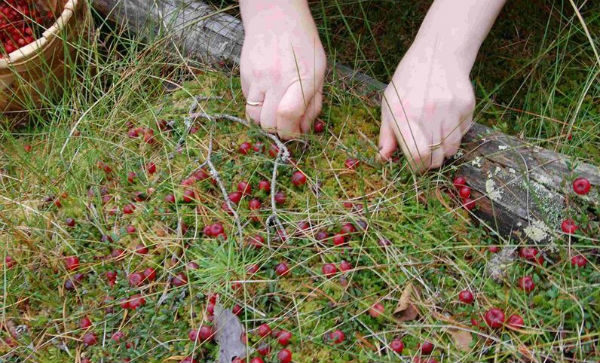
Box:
[276,79,316,140]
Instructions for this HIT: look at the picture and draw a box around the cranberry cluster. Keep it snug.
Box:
[0,0,56,56]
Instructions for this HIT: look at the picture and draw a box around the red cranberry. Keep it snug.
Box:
[332,233,346,246]
[80,316,92,329]
[316,231,329,241]
[257,323,271,337]
[369,302,384,318]
[183,188,195,203]
[229,191,242,204]
[322,263,337,277]
[105,271,117,286]
[128,128,140,138]
[269,144,280,158]
[277,349,292,363]
[314,119,325,133]
[253,142,265,153]
[194,168,210,181]
[127,294,146,310]
[507,314,524,329]
[518,276,535,293]
[572,177,591,195]
[206,303,215,316]
[64,256,80,271]
[291,170,307,186]
[277,330,292,346]
[111,249,124,259]
[247,235,264,249]
[180,357,198,363]
[274,191,286,205]
[519,247,538,261]
[24,144,32,152]
[257,343,271,356]
[561,219,578,234]
[258,180,271,192]
[249,198,262,210]
[196,325,214,341]
[143,268,156,281]
[462,197,475,210]
[340,223,357,235]
[146,162,156,174]
[484,308,505,329]
[275,262,289,276]
[4,256,15,269]
[420,341,434,354]
[488,246,500,253]
[210,223,225,237]
[187,262,199,270]
[171,273,187,287]
[453,176,467,188]
[238,181,251,195]
[128,272,144,287]
[123,203,135,214]
[112,331,125,342]
[345,158,359,170]
[82,332,97,346]
[458,290,474,304]
[297,221,310,231]
[165,194,176,203]
[66,218,76,227]
[329,330,345,344]
[126,225,136,234]
[239,142,252,155]
[250,358,264,363]
[233,304,243,315]
[339,260,352,272]
[135,244,149,254]
[127,172,136,184]
[390,338,404,353]
[571,255,587,267]
[459,186,471,199]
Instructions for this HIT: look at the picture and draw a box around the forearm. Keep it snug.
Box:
[411,0,507,72]
[240,0,312,30]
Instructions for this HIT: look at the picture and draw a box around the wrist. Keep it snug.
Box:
[240,0,312,31]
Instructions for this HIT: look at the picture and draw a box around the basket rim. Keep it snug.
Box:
[0,0,78,68]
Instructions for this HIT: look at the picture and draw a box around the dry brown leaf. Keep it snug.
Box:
[395,304,419,322]
[447,328,472,352]
[394,283,419,322]
[394,283,413,313]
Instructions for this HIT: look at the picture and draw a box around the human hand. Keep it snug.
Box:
[378,46,475,172]
[240,1,326,140]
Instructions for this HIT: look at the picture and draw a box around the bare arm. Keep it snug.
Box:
[379,0,507,171]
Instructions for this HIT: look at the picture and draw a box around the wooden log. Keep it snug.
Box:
[92,0,599,243]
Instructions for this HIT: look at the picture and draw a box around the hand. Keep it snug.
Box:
[240,1,326,140]
[378,46,475,172]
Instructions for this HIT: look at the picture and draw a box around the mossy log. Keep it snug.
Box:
[92,0,599,243]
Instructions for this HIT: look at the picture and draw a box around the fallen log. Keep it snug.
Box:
[92,0,599,243]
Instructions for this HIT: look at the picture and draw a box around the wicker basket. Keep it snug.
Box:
[0,0,89,112]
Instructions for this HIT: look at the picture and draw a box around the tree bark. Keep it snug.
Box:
[92,0,599,243]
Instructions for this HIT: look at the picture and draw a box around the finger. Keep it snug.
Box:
[378,116,398,161]
[276,81,314,140]
[245,87,266,125]
[300,91,322,134]
[442,113,468,158]
[382,97,430,172]
[260,92,278,133]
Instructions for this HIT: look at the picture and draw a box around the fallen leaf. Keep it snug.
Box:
[395,304,419,322]
[394,283,413,313]
[214,303,248,363]
[447,327,472,352]
[394,283,419,322]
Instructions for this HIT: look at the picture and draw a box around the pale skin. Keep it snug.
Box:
[240,0,507,172]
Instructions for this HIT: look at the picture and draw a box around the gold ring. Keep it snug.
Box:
[429,142,443,151]
[246,100,263,107]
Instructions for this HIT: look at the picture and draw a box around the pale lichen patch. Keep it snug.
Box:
[523,219,550,242]
[498,145,508,150]
[472,157,483,167]
[485,179,503,202]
